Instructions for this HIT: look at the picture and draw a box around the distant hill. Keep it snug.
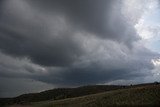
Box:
[0,85,126,106]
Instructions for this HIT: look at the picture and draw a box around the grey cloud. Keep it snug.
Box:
[0,77,53,97]
[27,0,138,43]
[0,1,83,66]
[0,36,155,87]
[32,39,155,86]
[0,0,138,67]
[0,51,48,78]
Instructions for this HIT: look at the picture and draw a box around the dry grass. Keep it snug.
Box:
[31,84,160,107]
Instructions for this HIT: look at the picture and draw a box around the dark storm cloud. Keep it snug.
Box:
[0,0,138,66]
[0,27,82,66]
[0,7,83,66]
[27,0,138,43]
[34,46,155,86]
[27,0,113,35]
[36,67,148,86]
[0,0,159,97]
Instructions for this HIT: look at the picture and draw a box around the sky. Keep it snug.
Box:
[0,0,160,98]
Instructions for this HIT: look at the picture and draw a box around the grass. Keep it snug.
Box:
[1,85,124,105]
[31,84,160,107]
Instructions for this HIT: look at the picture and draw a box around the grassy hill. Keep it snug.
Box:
[0,85,125,106]
[32,84,160,107]
[1,83,160,107]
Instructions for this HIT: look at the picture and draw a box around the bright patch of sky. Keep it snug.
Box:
[122,0,160,78]
[134,0,160,53]
[151,58,160,77]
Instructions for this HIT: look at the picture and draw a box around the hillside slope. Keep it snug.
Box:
[32,84,160,107]
[0,85,125,106]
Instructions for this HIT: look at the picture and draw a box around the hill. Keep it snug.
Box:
[32,84,160,107]
[0,85,125,106]
[1,82,160,107]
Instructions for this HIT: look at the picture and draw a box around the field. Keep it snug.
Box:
[3,83,160,107]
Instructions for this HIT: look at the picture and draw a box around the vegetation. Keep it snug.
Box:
[32,84,160,107]
[0,85,125,106]
[1,82,160,107]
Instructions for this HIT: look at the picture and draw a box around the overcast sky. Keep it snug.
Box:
[0,0,160,97]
